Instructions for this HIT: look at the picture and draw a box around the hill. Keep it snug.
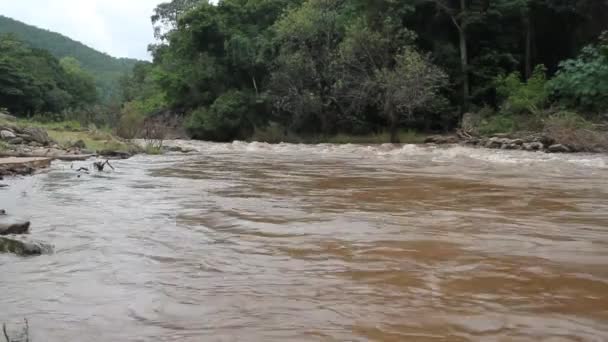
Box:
[0,15,139,102]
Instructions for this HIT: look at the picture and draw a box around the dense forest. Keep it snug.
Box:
[1,1,607,143]
[116,0,608,142]
[0,34,98,115]
[0,15,139,103]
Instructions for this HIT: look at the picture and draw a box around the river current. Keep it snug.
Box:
[1,142,608,341]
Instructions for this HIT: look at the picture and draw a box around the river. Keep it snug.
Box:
[1,142,608,341]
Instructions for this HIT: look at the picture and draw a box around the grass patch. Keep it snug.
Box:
[47,130,140,154]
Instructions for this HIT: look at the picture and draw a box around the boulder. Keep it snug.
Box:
[0,221,30,235]
[547,144,571,153]
[1,130,16,140]
[0,237,52,256]
[485,137,504,149]
[21,127,51,145]
[8,137,24,145]
[523,142,544,151]
[0,209,6,215]
[503,143,521,150]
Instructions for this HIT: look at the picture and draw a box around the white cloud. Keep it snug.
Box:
[0,0,166,60]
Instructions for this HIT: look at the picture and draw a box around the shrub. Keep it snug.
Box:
[495,65,548,115]
[477,115,516,135]
[185,90,255,141]
[543,111,607,151]
[547,34,608,112]
[116,101,145,139]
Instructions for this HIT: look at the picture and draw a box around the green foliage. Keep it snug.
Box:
[0,15,138,103]
[0,34,98,115]
[477,115,517,135]
[547,36,608,112]
[185,90,256,141]
[116,101,146,139]
[495,65,548,114]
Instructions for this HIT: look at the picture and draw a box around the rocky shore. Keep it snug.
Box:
[424,131,606,153]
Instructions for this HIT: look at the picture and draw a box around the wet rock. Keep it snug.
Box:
[0,237,51,256]
[485,137,504,149]
[0,221,30,235]
[463,137,480,145]
[98,150,132,159]
[503,143,521,150]
[424,135,459,144]
[0,209,6,215]
[547,144,571,153]
[1,129,16,140]
[523,142,544,151]
[164,146,196,153]
[511,139,524,146]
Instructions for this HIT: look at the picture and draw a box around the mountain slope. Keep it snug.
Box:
[0,15,139,101]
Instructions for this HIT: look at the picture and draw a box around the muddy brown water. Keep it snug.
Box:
[1,142,608,341]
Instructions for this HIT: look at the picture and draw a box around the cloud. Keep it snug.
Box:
[0,0,165,60]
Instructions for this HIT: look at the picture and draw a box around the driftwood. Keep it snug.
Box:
[93,160,115,172]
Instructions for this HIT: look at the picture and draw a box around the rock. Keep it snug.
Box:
[1,130,16,140]
[424,135,459,144]
[503,143,521,150]
[71,139,86,149]
[164,146,196,153]
[8,137,24,145]
[28,141,42,147]
[98,150,132,159]
[0,209,6,215]
[21,127,51,145]
[511,139,524,146]
[547,144,571,153]
[523,142,544,151]
[485,137,504,149]
[0,221,31,235]
[0,237,52,256]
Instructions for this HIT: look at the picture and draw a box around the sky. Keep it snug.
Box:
[0,0,168,60]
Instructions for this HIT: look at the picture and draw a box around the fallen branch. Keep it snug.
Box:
[93,160,115,172]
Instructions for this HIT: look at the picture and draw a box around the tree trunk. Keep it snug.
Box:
[524,13,533,79]
[389,111,399,144]
[459,0,469,112]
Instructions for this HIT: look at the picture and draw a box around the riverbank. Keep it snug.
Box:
[0,116,143,165]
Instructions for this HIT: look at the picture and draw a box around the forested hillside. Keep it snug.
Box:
[118,0,608,143]
[0,15,139,102]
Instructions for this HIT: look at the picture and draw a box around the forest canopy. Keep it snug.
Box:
[113,0,608,142]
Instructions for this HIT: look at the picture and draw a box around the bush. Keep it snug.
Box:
[477,115,516,135]
[495,65,548,115]
[185,90,255,141]
[548,35,608,112]
[544,111,607,151]
[116,101,145,139]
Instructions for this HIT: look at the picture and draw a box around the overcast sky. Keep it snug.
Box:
[0,0,168,60]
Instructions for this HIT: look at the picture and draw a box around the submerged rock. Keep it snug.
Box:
[547,144,571,153]
[523,142,544,151]
[424,135,459,144]
[0,221,30,235]
[0,237,52,256]
[98,150,132,159]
